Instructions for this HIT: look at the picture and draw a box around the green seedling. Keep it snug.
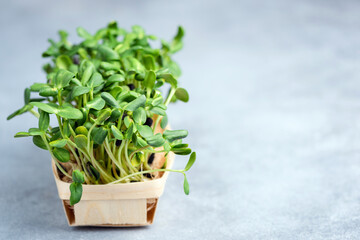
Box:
[8,22,196,205]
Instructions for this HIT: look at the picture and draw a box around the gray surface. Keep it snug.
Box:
[1,0,360,239]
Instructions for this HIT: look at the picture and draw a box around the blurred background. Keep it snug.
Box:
[1,0,360,239]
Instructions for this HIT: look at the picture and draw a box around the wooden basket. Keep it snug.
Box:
[52,152,174,226]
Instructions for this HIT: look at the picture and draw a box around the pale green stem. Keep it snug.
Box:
[128,145,151,161]
[87,123,97,151]
[104,138,126,176]
[124,141,139,174]
[88,143,116,182]
[107,168,183,185]
[30,109,40,118]
[164,87,176,106]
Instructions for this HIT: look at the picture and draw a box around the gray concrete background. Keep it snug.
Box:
[1,0,360,239]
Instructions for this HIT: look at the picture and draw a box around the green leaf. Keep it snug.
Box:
[7,104,33,120]
[71,86,91,99]
[53,148,70,162]
[163,130,188,142]
[146,133,165,147]
[152,96,163,106]
[172,143,188,149]
[150,106,166,116]
[107,109,122,123]
[135,136,148,148]
[171,26,185,53]
[98,45,119,61]
[163,141,171,151]
[137,125,153,138]
[30,102,58,114]
[62,120,71,137]
[72,170,85,183]
[54,69,75,89]
[87,72,104,88]
[75,126,88,135]
[28,128,44,136]
[110,86,123,98]
[125,57,144,72]
[159,73,177,88]
[161,39,170,52]
[96,108,112,124]
[184,152,196,171]
[80,61,95,85]
[157,103,167,110]
[29,98,46,102]
[56,55,72,70]
[143,55,156,70]
[100,62,120,71]
[111,125,124,140]
[124,116,132,128]
[125,123,134,140]
[77,27,92,39]
[160,115,168,129]
[74,134,88,149]
[86,96,105,110]
[172,148,191,155]
[175,87,189,102]
[144,70,156,93]
[69,182,82,206]
[24,88,31,105]
[30,83,48,92]
[33,135,47,150]
[124,95,146,111]
[183,175,189,195]
[132,25,145,38]
[39,111,50,131]
[39,86,58,97]
[101,92,120,108]
[91,127,108,144]
[49,139,68,148]
[14,132,31,138]
[135,73,145,81]
[154,79,164,88]
[133,107,146,124]
[83,39,97,48]
[107,74,125,83]
[57,107,83,119]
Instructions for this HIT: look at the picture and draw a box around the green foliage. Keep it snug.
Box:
[7,22,196,206]
[53,148,70,162]
[69,182,82,206]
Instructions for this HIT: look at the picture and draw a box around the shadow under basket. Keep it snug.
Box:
[52,152,174,227]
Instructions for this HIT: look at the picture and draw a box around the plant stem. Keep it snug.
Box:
[67,142,82,171]
[153,116,162,132]
[164,87,176,106]
[107,168,182,184]
[128,145,151,161]
[57,90,63,106]
[124,140,139,175]
[89,89,94,100]
[29,109,40,118]
[56,116,64,137]
[87,123,96,151]
[88,143,116,182]
[117,111,124,129]
[104,138,126,176]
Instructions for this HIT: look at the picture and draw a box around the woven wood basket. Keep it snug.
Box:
[52,152,174,226]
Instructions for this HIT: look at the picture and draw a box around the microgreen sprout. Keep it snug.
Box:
[8,22,196,205]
